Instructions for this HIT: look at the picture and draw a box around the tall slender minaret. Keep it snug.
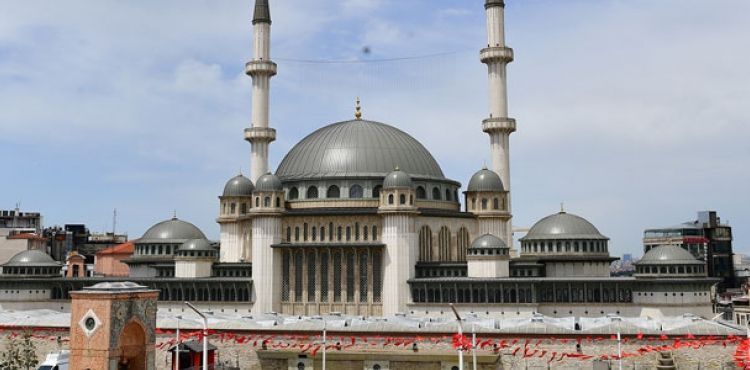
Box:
[245,0,277,183]
[481,0,515,247]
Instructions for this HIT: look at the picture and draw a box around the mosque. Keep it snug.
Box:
[0,0,718,319]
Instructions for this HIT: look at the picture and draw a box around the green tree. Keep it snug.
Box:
[18,331,38,370]
[0,331,38,370]
[0,333,21,369]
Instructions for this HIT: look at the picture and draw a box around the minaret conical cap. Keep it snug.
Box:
[253,0,271,25]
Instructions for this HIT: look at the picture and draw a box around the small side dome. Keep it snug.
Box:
[383,168,413,189]
[467,168,504,192]
[223,174,254,197]
[256,173,283,192]
[470,234,508,250]
[3,250,60,266]
[521,211,607,240]
[178,238,215,252]
[637,245,703,266]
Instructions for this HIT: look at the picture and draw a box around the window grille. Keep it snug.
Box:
[303,223,308,241]
[372,225,378,241]
[346,252,355,302]
[363,226,368,241]
[419,225,432,261]
[359,252,368,302]
[308,253,316,302]
[372,185,382,198]
[432,187,441,200]
[307,186,318,199]
[294,252,303,302]
[439,226,451,261]
[327,185,340,198]
[372,250,382,302]
[333,252,342,302]
[355,223,360,241]
[281,251,290,302]
[320,226,325,241]
[320,252,329,302]
[311,226,317,241]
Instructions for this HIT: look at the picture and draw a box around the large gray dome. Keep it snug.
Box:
[276,120,445,181]
[223,174,254,197]
[467,168,504,192]
[139,217,207,243]
[521,211,608,240]
[3,250,60,266]
[637,245,703,265]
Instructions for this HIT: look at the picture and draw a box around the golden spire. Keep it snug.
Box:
[355,97,362,120]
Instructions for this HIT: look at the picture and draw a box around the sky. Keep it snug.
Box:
[1,0,748,257]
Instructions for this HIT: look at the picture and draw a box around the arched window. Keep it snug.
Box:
[399,194,406,204]
[457,227,470,261]
[416,186,426,199]
[388,194,394,204]
[306,186,318,199]
[286,227,291,242]
[438,226,451,261]
[337,226,343,241]
[346,226,351,241]
[445,189,452,201]
[481,198,488,210]
[264,197,271,207]
[493,197,499,210]
[255,197,260,207]
[432,187,441,200]
[349,184,363,198]
[327,185,340,198]
[372,185,382,198]
[419,225,433,261]
[288,187,299,200]
[372,225,378,240]
[295,227,300,241]
[297,362,305,370]
[275,197,281,207]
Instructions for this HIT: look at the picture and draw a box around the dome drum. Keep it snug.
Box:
[176,239,218,260]
[634,245,706,278]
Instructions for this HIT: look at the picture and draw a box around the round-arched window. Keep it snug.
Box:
[307,186,319,199]
[388,194,394,204]
[327,185,340,198]
[416,186,426,199]
[400,194,406,204]
[288,187,299,200]
[349,184,363,198]
[432,187,441,200]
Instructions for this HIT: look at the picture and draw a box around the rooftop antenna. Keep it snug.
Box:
[112,208,117,235]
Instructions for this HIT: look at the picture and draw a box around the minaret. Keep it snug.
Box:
[481,0,515,247]
[245,0,277,183]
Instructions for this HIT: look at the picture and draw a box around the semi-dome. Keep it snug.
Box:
[637,245,703,265]
[467,168,504,192]
[470,234,508,250]
[255,173,283,192]
[383,168,413,189]
[139,217,207,243]
[276,120,445,181]
[223,174,254,197]
[178,238,215,252]
[3,250,60,266]
[521,211,607,240]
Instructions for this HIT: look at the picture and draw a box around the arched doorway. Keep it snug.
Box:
[117,320,147,370]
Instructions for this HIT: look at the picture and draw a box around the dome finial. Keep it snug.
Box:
[355,97,362,120]
[394,165,400,171]
[172,209,178,220]
[560,202,565,213]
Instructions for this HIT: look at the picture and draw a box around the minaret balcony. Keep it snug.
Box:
[245,60,277,76]
[480,47,514,64]
[244,127,277,142]
[482,117,516,134]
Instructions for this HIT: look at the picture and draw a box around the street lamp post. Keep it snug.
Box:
[185,302,208,370]
[617,330,622,370]
[450,304,464,370]
[175,315,182,370]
